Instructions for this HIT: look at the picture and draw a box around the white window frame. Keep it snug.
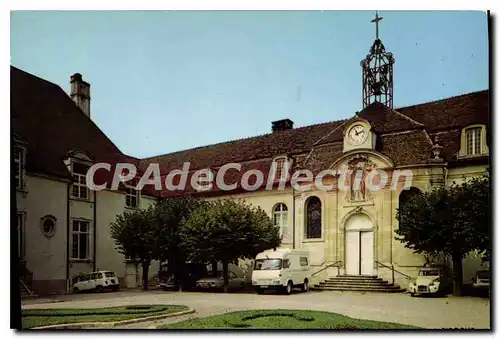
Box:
[71,219,91,260]
[71,161,90,200]
[125,181,140,209]
[466,127,482,155]
[14,146,25,190]
[273,203,290,244]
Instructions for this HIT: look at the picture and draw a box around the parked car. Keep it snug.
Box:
[251,249,311,295]
[196,271,246,290]
[72,270,119,293]
[158,262,207,291]
[408,267,452,297]
[472,270,490,292]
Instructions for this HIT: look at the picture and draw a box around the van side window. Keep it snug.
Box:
[84,274,91,281]
[283,259,290,269]
[300,257,308,266]
[98,273,103,279]
[90,273,97,280]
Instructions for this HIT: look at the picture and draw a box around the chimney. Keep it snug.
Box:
[70,73,91,117]
[272,119,294,132]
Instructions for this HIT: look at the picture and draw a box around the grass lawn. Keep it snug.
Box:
[22,304,189,329]
[163,309,418,329]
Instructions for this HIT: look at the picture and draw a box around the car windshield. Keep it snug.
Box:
[254,259,282,270]
[418,270,440,276]
[478,271,490,279]
[105,272,115,278]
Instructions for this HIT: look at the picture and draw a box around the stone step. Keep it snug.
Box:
[319,282,397,288]
[323,279,386,284]
[319,283,401,290]
[313,285,405,293]
[331,275,382,280]
[313,275,406,293]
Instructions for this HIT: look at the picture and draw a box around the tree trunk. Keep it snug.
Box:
[452,253,463,296]
[135,262,139,288]
[178,261,184,292]
[222,260,229,293]
[142,260,150,291]
[211,260,218,277]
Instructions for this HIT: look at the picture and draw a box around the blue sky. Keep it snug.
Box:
[10,11,488,158]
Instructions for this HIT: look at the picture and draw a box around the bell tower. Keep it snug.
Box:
[361,11,395,109]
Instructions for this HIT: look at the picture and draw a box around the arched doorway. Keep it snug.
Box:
[345,213,374,276]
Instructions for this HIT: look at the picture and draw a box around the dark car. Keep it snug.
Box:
[158,262,208,291]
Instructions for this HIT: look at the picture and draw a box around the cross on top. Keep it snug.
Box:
[371,11,383,40]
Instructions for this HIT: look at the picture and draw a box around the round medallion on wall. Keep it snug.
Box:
[347,124,368,146]
[40,215,57,237]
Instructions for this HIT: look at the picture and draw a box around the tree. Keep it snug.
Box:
[396,175,490,296]
[110,206,157,290]
[153,196,205,291]
[181,199,281,292]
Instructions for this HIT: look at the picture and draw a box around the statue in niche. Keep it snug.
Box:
[345,155,376,202]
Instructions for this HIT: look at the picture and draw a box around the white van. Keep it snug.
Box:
[251,249,311,295]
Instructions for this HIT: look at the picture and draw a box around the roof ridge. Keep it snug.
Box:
[392,109,424,127]
[141,118,349,161]
[11,65,62,90]
[396,89,488,111]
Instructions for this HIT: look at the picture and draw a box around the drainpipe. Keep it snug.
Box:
[66,183,70,292]
[292,185,295,249]
[93,190,97,272]
[389,188,393,283]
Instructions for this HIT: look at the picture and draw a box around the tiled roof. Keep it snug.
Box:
[397,90,489,132]
[143,119,347,173]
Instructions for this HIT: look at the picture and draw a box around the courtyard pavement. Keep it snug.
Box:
[22,289,490,329]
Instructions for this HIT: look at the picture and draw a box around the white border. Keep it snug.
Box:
[3,4,495,339]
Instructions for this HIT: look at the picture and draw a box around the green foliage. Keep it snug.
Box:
[153,196,207,261]
[180,199,281,290]
[396,175,490,295]
[395,175,490,259]
[22,305,189,329]
[152,196,206,286]
[110,206,157,263]
[162,309,417,329]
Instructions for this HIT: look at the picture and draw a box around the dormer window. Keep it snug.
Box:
[273,156,289,182]
[466,127,482,155]
[125,180,140,208]
[71,162,90,199]
[459,124,488,158]
[14,146,25,189]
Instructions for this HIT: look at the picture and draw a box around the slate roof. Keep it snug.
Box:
[12,65,489,198]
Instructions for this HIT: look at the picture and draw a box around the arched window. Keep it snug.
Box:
[273,203,290,243]
[398,187,422,229]
[399,187,422,207]
[306,197,322,239]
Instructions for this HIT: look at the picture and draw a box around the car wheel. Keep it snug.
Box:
[302,280,309,292]
[72,287,79,294]
[257,288,264,295]
[96,285,103,293]
[284,281,293,295]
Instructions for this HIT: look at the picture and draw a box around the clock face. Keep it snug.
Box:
[348,125,368,145]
